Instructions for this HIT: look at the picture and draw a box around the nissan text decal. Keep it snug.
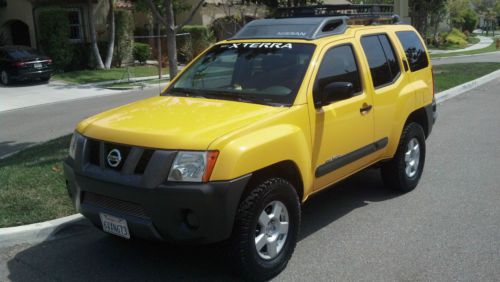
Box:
[222,43,293,49]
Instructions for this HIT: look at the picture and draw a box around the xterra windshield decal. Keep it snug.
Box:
[222,43,293,49]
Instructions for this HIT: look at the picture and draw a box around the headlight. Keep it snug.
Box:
[168,151,218,182]
[68,132,81,159]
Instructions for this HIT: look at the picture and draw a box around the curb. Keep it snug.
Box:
[0,214,90,248]
[431,50,500,60]
[76,74,170,88]
[1,68,499,249]
[435,69,500,104]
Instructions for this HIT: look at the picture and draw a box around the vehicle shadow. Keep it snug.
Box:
[6,169,400,281]
[0,79,49,88]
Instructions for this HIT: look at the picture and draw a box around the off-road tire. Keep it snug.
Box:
[381,122,426,192]
[230,177,300,281]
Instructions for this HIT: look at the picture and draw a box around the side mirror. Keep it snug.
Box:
[320,81,355,106]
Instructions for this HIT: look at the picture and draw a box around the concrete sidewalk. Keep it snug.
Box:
[0,79,166,113]
[428,36,493,54]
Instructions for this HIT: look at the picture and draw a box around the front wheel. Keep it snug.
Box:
[230,178,300,281]
[381,122,426,192]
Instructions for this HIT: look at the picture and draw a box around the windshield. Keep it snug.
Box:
[164,42,315,106]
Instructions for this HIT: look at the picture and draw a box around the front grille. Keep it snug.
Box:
[104,143,131,171]
[135,149,154,174]
[82,192,148,219]
[86,139,154,174]
[88,139,100,166]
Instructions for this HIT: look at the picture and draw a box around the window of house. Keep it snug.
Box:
[396,31,429,72]
[361,34,400,88]
[67,9,83,42]
[314,44,362,103]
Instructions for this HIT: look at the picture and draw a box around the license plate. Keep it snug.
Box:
[100,213,130,239]
[34,63,42,69]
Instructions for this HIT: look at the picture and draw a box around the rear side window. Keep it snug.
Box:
[361,34,400,88]
[315,44,362,99]
[396,31,429,72]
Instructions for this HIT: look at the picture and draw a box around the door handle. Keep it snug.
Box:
[360,103,372,115]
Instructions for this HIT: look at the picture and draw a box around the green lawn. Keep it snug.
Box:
[0,135,74,228]
[53,65,168,84]
[431,40,499,58]
[1,63,500,227]
[433,63,500,92]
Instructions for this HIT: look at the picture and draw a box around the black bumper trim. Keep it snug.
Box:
[64,161,251,244]
[424,98,437,137]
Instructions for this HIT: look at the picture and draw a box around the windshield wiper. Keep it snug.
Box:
[166,88,208,99]
[166,88,281,106]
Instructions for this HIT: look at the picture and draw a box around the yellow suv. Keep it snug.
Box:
[64,5,436,280]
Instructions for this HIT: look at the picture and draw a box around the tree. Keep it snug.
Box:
[88,0,116,70]
[104,0,116,69]
[88,0,105,69]
[143,0,205,78]
[410,0,447,37]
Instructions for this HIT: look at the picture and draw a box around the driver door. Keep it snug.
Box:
[311,42,377,191]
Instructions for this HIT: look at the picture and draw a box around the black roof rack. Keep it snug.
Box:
[231,4,400,41]
[274,4,394,19]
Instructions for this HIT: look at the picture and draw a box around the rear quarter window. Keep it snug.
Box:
[396,31,429,72]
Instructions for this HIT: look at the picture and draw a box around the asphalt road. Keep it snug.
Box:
[431,51,500,65]
[0,88,159,158]
[1,79,499,281]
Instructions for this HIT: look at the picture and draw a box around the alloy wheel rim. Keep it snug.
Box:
[404,137,420,178]
[254,200,289,260]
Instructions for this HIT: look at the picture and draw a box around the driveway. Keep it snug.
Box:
[0,79,166,113]
[1,79,499,281]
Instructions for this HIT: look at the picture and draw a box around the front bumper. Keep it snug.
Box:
[10,69,52,81]
[63,139,251,244]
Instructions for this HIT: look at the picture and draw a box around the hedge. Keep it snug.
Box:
[38,9,73,70]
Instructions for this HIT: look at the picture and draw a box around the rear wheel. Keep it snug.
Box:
[1,70,9,85]
[230,178,300,281]
[381,122,426,192]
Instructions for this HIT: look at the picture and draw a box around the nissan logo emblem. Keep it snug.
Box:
[107,149,122,168]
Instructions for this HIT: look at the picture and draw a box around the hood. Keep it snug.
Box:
[77,96,286,150]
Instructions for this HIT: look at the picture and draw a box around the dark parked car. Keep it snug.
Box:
[0,45,53,85]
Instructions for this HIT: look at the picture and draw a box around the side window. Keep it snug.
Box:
[315,44,362,102]
[361,34,400,88]
[396,31,429,72]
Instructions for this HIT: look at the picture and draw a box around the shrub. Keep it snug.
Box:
[178,25,215,60]
[446,28,468,47]
[114,9,134,67]
[133,42,151,64]
[38,9,73,70]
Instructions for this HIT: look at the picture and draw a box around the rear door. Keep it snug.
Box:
[356,31,410,159]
